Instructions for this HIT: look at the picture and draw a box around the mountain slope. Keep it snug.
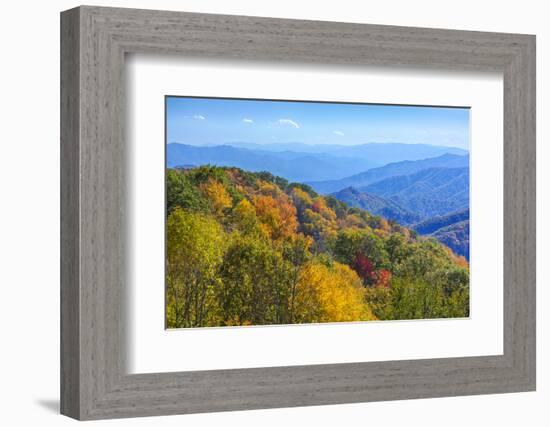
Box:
[167,143,379,182]
[361,167,469,218]
[430,220,470,260]
[413,208,470,235]
[411,209,470,259]
[331,187,422,225]
[308,153,469,194]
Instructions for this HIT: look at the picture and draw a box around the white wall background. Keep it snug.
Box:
[0,0,546,425]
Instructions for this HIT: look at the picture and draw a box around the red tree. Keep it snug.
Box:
[374,269,392,288]
[353,253,375,284]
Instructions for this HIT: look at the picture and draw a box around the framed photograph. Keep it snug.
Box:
[164,97,471,330]
[61,6,536,420]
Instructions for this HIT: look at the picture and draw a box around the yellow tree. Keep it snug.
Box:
[311,197,337,222]
[253,194,298,241]
[231,198,260,235]
[290,187,313,215]
[200,178,232,216]
[294,261,376,323]
[301,208,338,249]
[257,181,282,197]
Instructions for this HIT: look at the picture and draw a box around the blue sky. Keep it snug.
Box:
[166,96,470,149]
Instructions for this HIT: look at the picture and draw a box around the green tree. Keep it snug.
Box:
[218,235,293,325]
[366,276,469,320]
[282,235,313,323]
[166,169,208,214]
[332,228,389,270]
[385,233,410,266]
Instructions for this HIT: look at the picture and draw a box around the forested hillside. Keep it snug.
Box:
[166,166,469,329]
[413,208,469,235]
[431,221,470,261]
[331,187,422,225]
[412,209,470,259]
[360,167,469,218]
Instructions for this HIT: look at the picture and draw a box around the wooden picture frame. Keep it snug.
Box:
[60,5,536,420]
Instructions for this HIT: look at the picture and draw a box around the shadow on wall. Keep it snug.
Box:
[35,399,59,414]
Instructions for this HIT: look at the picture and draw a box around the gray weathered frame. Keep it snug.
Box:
[60,5,536,420]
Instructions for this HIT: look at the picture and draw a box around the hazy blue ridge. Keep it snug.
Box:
[223,141,467,164]
[307,153,469,194]
[361,167,469,218]
[166,143,380,182]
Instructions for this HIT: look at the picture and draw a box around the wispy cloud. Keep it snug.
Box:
[242,118,254,124]
[193,115,206,120]
[333,130,345,136]
[278,118,300,129]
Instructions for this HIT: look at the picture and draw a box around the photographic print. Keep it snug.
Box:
[165,96,470,329]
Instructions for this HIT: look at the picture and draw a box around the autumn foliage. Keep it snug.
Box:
[166,166,469,328]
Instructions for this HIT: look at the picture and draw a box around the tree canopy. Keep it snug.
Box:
[166,166,469,328]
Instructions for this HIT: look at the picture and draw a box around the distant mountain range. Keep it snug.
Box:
[167,143,380,182]
[308,153,469,194]
[360,166,469,218]
[223,141,467,164]
[331,187,422,225]
[330,166,469,223]
[167,142,469,183]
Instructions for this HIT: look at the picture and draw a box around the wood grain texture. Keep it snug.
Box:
[60,5,536,420]
[60,7,80,419]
